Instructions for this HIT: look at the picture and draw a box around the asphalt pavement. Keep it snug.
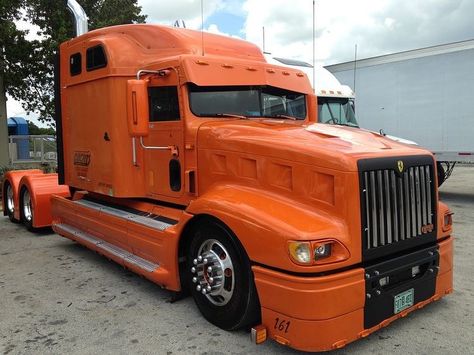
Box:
[0,166,473,354]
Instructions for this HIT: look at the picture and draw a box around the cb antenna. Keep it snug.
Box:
[201,0,205,56]
[312,0,315,92]
[353,43,358,93]
[262,26,266,53]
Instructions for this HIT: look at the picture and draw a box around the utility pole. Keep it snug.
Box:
[0,76,10,167]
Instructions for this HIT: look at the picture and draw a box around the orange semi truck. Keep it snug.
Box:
[2,2,453,352]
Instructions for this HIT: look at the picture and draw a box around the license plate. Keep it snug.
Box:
[394,288,414,314]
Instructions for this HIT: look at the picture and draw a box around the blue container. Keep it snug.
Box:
[7,117,29,160]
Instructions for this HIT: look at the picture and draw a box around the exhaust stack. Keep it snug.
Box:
[67,0,88,36]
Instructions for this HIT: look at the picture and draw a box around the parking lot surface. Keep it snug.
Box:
[1,166,473,354]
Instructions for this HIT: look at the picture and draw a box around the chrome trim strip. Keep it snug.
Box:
[414,167,422,235]
[409,168,417,237]
[74,199,173,231]
[390,171,399,242]
[377,170,385,246]
[54,223,159,272]
[370,171,378,248]
[426,165,432,224]
[384,170,392,244]
[364,172,371,248]
[403,171,411,239]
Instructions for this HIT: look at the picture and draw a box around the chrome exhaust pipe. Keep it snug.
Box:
[67,0,88,36]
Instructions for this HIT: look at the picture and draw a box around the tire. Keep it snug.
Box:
[4,182,18,223]
[20,187,35,231]
[185,219,260,330]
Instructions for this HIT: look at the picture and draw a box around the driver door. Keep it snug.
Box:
[142,72,185,200]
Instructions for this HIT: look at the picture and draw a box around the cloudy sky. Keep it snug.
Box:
[8,0,474,125]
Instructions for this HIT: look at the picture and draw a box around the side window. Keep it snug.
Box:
[86,45,107,71]
[148,86,180,122]
[70,53,81,76]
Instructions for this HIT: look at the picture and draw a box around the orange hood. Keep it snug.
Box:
[197,120,431,172]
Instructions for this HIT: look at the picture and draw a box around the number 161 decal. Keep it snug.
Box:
[274,317,291,333]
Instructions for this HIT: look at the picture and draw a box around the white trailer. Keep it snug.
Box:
[325,40,474,183]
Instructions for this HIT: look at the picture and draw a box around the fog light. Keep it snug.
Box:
[288,242,312,265]
[314,243,332,260]
[379,276,390,287]
[412,265,420,277]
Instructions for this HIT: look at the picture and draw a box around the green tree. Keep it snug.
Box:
[6,0,146,125]
[27,119,55,135]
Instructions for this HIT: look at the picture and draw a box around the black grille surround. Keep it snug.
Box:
[358,155,437,262]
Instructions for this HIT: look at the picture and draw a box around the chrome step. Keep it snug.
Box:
[74,199,176,231]
[54,223,159,273]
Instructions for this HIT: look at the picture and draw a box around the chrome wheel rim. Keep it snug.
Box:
[23,190,33,222]
[6,185,14,214]
[190,239,235,306]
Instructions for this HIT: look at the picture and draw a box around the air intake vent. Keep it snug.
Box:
[358,156,437,261]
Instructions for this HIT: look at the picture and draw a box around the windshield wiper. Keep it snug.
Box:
[205,113,248,119]
[264,114,298,121]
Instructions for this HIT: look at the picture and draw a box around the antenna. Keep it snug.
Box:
[201,0,205,56]
[353,43,358,93]
[262,26,265,53]
[312,0,315,92]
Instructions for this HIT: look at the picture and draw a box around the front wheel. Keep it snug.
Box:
[186,219,260,330]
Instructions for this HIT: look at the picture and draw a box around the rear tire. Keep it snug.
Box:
[4,182,18,223]
[20,187,35,231]
[185,219,260,330]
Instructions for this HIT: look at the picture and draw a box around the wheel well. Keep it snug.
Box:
[177,214,247,292]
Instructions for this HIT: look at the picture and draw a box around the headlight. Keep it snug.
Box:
[288,239,350,266]
[288,241,312,265]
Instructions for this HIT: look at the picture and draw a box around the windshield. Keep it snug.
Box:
[318,97,358,127]
[189,84,306,120]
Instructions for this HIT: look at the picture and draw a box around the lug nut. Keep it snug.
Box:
[196,285,201,291]
[207,266,213,273]
[192,277,198,283]
[191,267,196,273]
[206,285,212,292]
[202,289,207,295]
[209,277,214,284]
[203,258,208,264]
[365,273,370,279]
[376,290,381,296]
[197,255,203,262]
[193,259,198,265]
[366,293,372,299]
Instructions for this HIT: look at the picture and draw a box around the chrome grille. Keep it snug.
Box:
[361,164,434,250]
